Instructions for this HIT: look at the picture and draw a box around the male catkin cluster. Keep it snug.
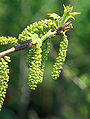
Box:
[0,58,10,111]
[19,19,57,90]
[0,5,79,112]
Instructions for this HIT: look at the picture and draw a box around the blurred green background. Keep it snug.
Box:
[0,0,90,119]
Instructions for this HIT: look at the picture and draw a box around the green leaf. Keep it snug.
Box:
[69,12,80,16]
[30,33,42,46]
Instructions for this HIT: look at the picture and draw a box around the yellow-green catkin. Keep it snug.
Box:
[52,34,68,80]
[19,19,57,42]
[26,41,50,90]
[27,44,43,90]
[0,36,18,45]
[0,57,10,111]
[41,40,50,73]
[26,47,36,68]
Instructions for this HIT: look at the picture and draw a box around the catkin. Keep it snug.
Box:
[52,35,68,80]
[19,19,57,42]
[0,36,18,45]
[27,44,43,90]
[0,57,10,111]
[41,40,50,73]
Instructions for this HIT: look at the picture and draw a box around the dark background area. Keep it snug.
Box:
[0,0,90,119]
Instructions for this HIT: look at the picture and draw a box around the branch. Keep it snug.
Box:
[0,42,33,59]
[0,23,72,59]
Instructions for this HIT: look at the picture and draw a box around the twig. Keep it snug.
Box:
[0,42,33,59]
[0,23,72,59]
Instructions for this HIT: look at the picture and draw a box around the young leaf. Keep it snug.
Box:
[30,33,42,46]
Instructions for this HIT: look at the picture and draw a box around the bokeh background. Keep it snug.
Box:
[0,0,90,119]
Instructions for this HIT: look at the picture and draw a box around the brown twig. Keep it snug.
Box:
[0,42,33,59]
[0,23,72,59]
